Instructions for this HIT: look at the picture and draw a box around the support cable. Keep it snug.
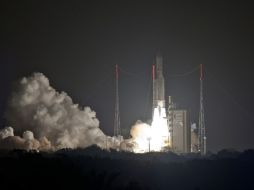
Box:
[168,65,200,77]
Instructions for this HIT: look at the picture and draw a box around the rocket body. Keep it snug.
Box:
[150,54,170,151]
[133,53,170,153]
[153,54,165,111]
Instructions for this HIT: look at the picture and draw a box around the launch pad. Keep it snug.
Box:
[114,53,206,154]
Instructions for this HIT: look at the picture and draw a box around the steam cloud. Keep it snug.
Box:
[1,73,117,151]
[130,120,151,141]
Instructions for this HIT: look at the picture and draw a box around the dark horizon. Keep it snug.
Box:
[1,1,254,152]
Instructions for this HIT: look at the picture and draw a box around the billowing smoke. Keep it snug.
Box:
[130,120,151,140]
[0,126,51,150]
[0,126,14,139]
[127,121,151,153]
[2,73,118,151]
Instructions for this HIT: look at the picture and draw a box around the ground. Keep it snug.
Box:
[0,147,253,190]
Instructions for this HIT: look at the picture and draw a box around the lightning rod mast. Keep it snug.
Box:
[114,64,121,137]
[198,64,206,155]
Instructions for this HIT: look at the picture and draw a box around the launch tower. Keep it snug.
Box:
[198,64,206,155]
[114,64,121,137]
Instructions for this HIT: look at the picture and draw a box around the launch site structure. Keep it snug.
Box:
[198,64,206,155]
[114,64,121,137]
[168,97,191,153]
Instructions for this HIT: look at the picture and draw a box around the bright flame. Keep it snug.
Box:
[131,104,171,153]
[150,106,169,151]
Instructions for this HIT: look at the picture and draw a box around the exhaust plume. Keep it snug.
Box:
[3,73,112,150]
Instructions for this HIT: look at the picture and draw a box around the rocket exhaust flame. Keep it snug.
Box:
[129,106,170,153]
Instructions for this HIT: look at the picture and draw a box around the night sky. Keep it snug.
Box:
[1,1,254,152]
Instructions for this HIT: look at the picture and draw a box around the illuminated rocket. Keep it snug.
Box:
[149,53,169,152]
[130,53,170,153]
[152,53,166,113]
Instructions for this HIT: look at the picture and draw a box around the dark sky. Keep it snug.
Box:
[1,0,254,152]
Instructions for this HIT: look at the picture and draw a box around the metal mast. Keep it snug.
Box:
[198,64,206,155]
[114,64,121,136]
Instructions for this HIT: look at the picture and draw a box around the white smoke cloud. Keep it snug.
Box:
[3,73,113,150]
[0,127,43,150]
[129,121,151,153]
[23,131,34,141]
[130,120,151,140]
[0,126,14,139]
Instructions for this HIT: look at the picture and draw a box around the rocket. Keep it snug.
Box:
[151,53,169,150]
[152,53,165,113]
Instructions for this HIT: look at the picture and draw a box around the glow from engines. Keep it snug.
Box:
[132,104,170,153]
